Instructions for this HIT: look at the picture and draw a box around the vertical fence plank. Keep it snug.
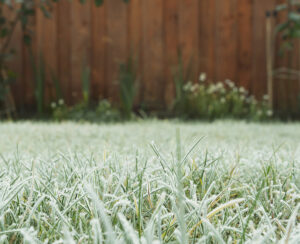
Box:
[285,4,299,114]
[23,7,37,108]
[106,0,128,102]
[274,2,288,112]
[199,0,216,82]
[164,0,178,106]
[215,0,237,82]
[178,0,199,82]
[142,0,164,107]
[128,0,143,105]
[57,1,71,104]
[290,40,300,113]
[237,0,252,91]
[4,5,23,109]
[297,40,300,114]
[71,0,91,104]
[91,3,107,100]
[40,3,58,106]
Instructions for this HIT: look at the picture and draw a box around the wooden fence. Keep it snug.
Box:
[5,0,300,111]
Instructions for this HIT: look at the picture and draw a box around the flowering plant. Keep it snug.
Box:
[174,74,272,121]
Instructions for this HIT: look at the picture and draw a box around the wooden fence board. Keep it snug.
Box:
[71,0,91,103]
[23,9,36,109]
[57,0,71,104]
[142,0,164,106]
[275,2,288,111]
[91,3,106,100]
[215,0,238,82]
[178,0,199,82]
[290,40,300,113]
[128,0,143,104]
[40,3,57,105]
[106,0,128,101]
[237,0,252,91]
[164,0,178,106]
[198,0,216,82]
[4,5,23,108]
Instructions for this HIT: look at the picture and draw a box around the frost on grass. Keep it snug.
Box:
[0,121,299,243]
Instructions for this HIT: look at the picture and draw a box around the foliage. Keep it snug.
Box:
[81,65,91,105]
[51,64,121,122]
[51,70,63,101]
[51,99,121,122]
[0,68,15,119]
[0,122,299,243]
[0,68,15,103]
[172,51,193,114]
[274,1,300,117]
[173,74,272,121]
[118,57,137,119]
[275,1,300,53]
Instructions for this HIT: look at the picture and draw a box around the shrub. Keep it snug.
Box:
[174,74,273,121]
[51,99,121,122]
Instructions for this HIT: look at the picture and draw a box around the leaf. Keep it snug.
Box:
[0,17,6,26]
[40,5,51,18]
[24,8,35,16]
[20,15,28,29]
[279,41,293,57]
[275,21,289,33]
[94,0,103,7]
[23,34,31,45]
[289,12,300,22]
[275,4,287,12]
[290,29,300,38]
[0,28,8,38]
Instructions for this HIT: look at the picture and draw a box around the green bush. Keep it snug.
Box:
[173,74,273,121]
[51,99,121,122]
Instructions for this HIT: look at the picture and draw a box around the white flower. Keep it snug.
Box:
[216,82,224,90]
[51,102,56,109]
[58,99,64,106]
[207,84,217,94]
[220,97,226,104]
[183,81,193,92]
[199,73,207,82]
[239,87,246,93]
[267,110,273,117]
[191,84,199,92]
[225,79,235,88]
[263,94,269,101]
[257,110,262,116]
[220,88,226,94]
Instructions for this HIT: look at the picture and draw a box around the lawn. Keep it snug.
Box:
[0,121,299,243]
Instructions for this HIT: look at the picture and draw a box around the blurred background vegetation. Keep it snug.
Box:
[1,0,300,122]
